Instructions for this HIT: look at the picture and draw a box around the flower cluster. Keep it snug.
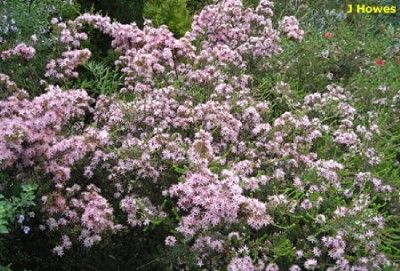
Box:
[1,42,36,60]
[45,49,91,79]
[279,16,304,41]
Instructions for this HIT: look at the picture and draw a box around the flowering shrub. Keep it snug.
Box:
[0,0,399,270]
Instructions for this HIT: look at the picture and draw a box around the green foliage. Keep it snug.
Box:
[0,200,9,234]
[186,0,213,14]
[0,265,12,271]
[271,237,296,266]
[155,243,198,270]
[0,183,38,234]
[78,61,124,96]
[144,0,192,37]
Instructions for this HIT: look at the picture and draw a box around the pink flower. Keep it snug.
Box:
[52,246,64,256]
[165,236,177,246]
[304,258,318,270]
[228,256,256,271]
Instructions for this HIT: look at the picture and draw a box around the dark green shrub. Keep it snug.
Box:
[77,0,145,26]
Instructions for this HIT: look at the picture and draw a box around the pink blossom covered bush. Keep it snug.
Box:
[0,0,398,270]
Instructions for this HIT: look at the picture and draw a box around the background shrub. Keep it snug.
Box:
[144,0,192,37]
[0,0,400,270]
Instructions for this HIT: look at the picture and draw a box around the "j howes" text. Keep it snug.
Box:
[347,4,397,14]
